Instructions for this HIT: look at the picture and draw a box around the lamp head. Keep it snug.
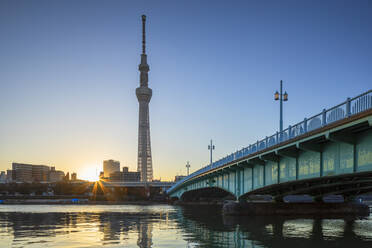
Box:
[283,91,288,101]
[274,91,279,100]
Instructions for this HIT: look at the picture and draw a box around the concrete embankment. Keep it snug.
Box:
[222,201,370,216]
[173,200,224,206]
[0,199,168,205]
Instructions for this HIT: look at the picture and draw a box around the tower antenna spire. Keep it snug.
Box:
[142,15,146,54]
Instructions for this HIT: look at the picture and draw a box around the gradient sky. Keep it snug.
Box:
[0,0,371,181]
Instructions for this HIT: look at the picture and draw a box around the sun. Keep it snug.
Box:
[79,165,100,182]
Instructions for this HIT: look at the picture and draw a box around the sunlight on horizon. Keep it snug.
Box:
[79,165,100,182]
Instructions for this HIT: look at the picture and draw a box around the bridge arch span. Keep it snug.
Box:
[180,187,236,202]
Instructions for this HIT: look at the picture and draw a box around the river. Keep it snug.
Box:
[0,204,371,247]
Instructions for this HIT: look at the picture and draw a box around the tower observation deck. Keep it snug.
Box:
[136,15,153,182]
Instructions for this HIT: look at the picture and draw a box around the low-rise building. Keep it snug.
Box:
[6,170,13,183]
[108,167,140,182]
[71,173,77,181]
[0,171,6,183]
[109,171,122,181]
[122,167,140,182]
[4,164,67,183]
[49,167,65,182]
[103,160,120,178]
[32,165,50,182]
[174,175,186,182]
[12,163,33,183]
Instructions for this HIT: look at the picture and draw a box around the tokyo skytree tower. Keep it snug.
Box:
[136,15,153,182]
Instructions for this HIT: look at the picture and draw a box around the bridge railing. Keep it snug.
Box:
[167,89,372,194]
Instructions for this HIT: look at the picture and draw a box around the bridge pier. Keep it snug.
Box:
[273,195,285,203]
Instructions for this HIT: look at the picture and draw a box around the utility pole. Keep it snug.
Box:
[208,140,215,167]
[274,80,288,134]
[186,161,190,176]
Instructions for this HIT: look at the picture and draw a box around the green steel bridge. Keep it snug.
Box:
[167,90,372,202]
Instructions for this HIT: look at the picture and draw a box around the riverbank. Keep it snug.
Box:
[173,200,224,206]
[0,198,168,205]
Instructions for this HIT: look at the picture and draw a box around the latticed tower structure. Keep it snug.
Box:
[136,15,153,182]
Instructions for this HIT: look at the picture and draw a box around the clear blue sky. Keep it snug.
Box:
[0,0,371,180]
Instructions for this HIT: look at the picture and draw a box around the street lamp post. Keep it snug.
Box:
[186,161,190,176]
[208,140,215,167]
[274,80,288,136]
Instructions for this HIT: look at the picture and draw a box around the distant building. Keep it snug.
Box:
[103,160,120,178]
[65,172,70,181]
[6,170,13,183]
[108,167,140,182]
[0,171,6,183]
[12,163,33,183]
[49,167,65,182]
[174,175,186,182]
[13,163,51,183]
[5,164,67,183]
[123,167,140,182]
[109,171,122,181]
[71,172,77,181]
[32,165,50,182]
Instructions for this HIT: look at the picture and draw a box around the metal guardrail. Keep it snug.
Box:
[167,89,372,194]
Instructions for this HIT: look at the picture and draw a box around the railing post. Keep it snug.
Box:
[256,140,259,151]
[322,109,327,126]
[304,118,307,133]
[346,97,351,117]
[288,125,292,138]
[265,136,268,148]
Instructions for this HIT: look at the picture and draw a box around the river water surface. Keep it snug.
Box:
[0,204,372,247]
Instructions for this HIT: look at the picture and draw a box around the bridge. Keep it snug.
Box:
[167,90,372,202]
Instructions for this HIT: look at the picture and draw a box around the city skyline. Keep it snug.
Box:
[0,0,371,181]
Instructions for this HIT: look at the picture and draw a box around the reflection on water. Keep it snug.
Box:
[180,206,372,248]
[0,205,178,248]
[0,205,371,247]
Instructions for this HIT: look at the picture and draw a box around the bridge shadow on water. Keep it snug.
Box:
[178,205,372,248]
